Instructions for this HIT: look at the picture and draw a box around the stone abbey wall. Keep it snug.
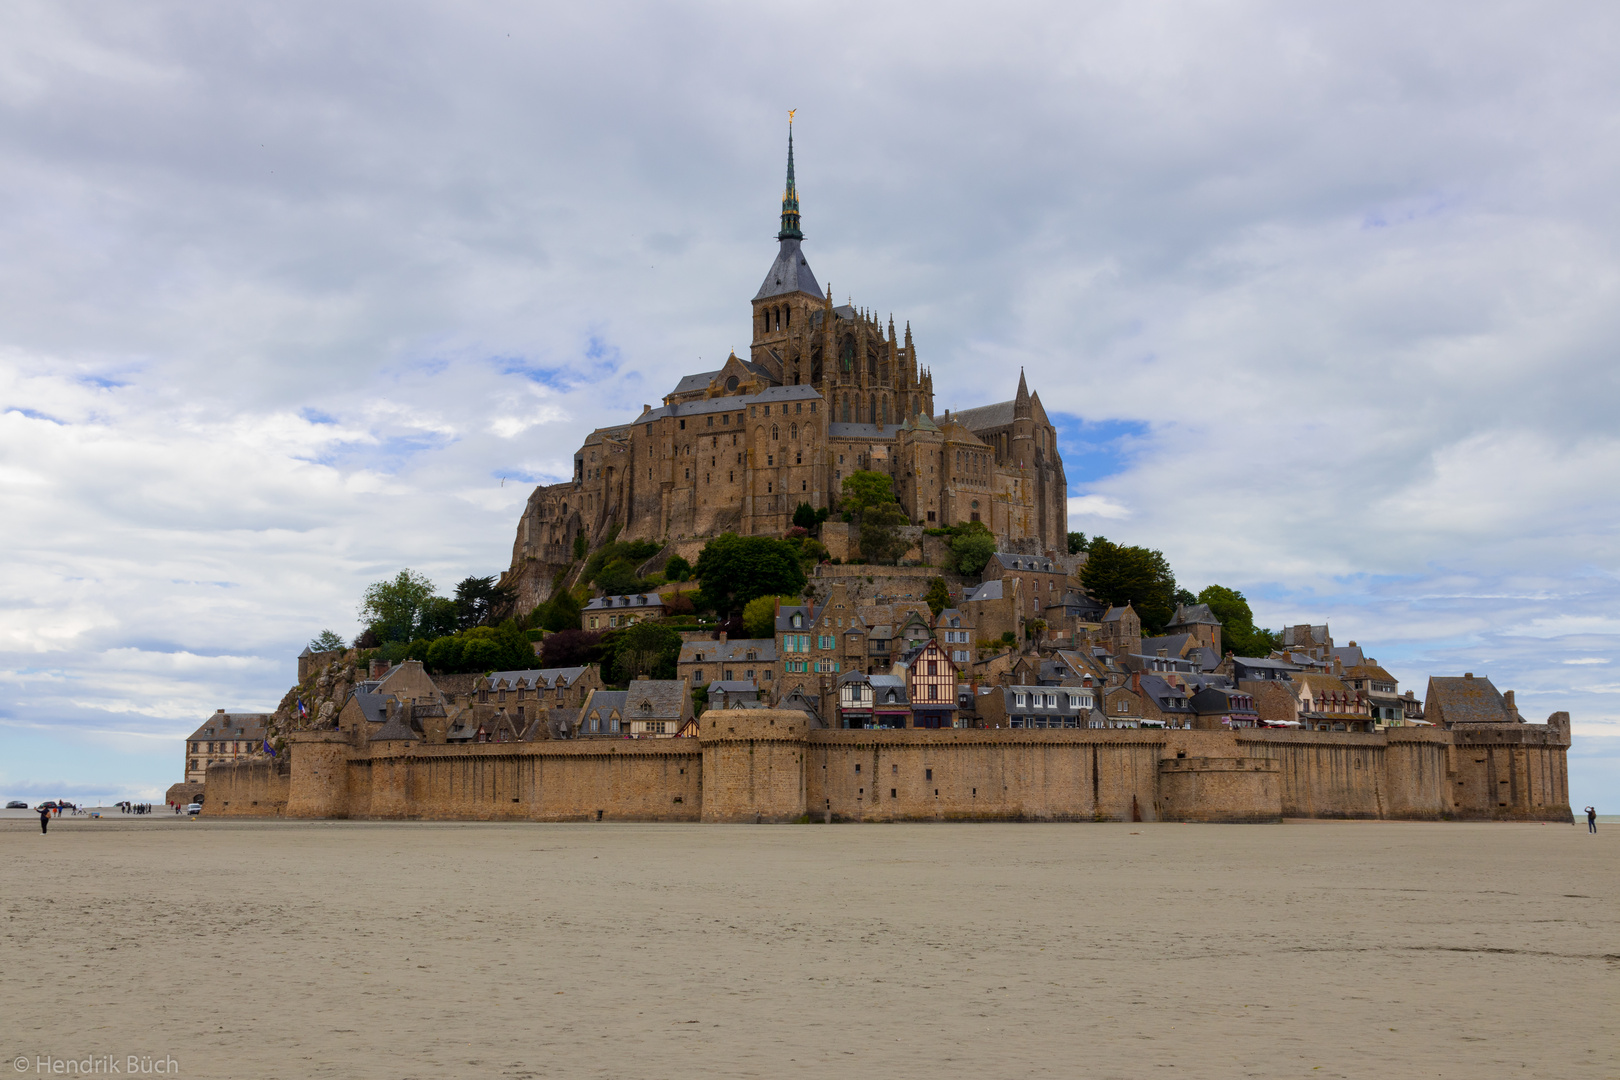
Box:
[202,710,1572,825]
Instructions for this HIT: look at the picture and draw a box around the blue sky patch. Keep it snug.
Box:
[1049,412,1150,489]
[299,407,338,425]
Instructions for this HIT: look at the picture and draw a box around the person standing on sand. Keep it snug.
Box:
[1586,806,1597,833]
[38,805,50,834]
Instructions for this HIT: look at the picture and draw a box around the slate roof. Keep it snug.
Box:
[369,711,420,742]
[961,580,1004,602]
[1328,644,1367,667]
[584,690,628,716]
[187,711,272,741]
[992,552,1057,573]
[1101,605,1133,623]
[486,666,590,690]
[776,604,819,632]
[678,639,777,664]
[826,422,899,441]
[754,236,821,300]
[620,680,687,721]
[584,593,663,611]
[706,680,759,695]
[1138,674,1195,713]
[642,383,822,422]
[349,691,390,725]
[1426,676,1518,724]
[1168,603,1222,627]
[1140,633,1194,658]
[1003,684,1098,716]
[869,673,910,706]
[944,400,1017,432]
[1281,625,1330,647]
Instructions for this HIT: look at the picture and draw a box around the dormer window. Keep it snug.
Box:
[641,702,652,714]
[792,614,803,628]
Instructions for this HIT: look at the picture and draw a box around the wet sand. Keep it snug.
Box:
[2,817,1615,1079]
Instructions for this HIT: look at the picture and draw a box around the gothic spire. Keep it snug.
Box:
[778,115,802,241]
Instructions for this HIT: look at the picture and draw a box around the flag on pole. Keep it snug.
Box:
[297,699,308,718]
[262,737,276,757]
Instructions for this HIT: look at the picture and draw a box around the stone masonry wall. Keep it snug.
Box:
[198,711,1572,824]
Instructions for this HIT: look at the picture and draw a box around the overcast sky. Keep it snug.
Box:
[2,1,1616,808]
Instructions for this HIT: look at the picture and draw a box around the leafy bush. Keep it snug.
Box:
[665,554,692,581]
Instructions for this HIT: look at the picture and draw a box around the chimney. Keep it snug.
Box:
[1464,672,1473,679]
[1349,640,1357,648]
[1503,690,1515,709]
[719,630,728,644]
[370,659,388,678]
[1131,671,1141,694]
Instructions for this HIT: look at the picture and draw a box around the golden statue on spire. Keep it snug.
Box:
[788,109,796,124]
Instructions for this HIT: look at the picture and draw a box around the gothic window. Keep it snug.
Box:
[869,394,876,423]
[840,335,855,371]
[726,375,739,392]
[868,351,877,376]
[771,424,779,440]
[842,397,851,422]
[785,307,791,328]
[790,423,798,440]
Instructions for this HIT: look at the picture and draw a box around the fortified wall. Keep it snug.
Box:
[202,710,1573,824]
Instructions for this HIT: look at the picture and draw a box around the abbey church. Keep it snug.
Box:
[504,127,1067,610]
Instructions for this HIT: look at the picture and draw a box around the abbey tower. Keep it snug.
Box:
[501,123,1068,612]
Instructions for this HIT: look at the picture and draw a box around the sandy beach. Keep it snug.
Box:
[2,817,1615,1079]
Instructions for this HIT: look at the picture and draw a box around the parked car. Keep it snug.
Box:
[6,801,27,809]
[37,801,58,810]
[185,802,203,815]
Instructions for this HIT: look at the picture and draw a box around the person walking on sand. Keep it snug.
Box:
[38,804,50,834]
[1587,806,1597,833]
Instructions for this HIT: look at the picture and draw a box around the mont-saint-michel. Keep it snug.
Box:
[160,128,1574,829]
[11,14,1615,1076]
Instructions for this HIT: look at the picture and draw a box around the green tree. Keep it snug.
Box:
[1067,531,1088,555]
[453,575,513,629]
[792,502,820,533]
[491,618,536,671]
[417,596,461,639]
[1080,538,1178,634]
[924,577,951,618]
[611,621,682,683]
[359,569,439,644]
[1197,584,1277,658]
[426,635,465,674]
[536,586,582,633]
[693,534,807,616]
[664,554,692,582]
[858,502,911,564]
[308,629,346,652]
[572,532,588,561]
[948,521,997,576]
[1173,588,1197,609]
[840,470,896,516]
[742,595,795,639]
[461,636,502,672]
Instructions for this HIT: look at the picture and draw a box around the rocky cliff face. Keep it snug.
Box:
[264,651,358,749]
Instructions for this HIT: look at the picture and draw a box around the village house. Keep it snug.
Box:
[978,684,1102,730]
[895,638,959,728]
[582,592,665,630]
[981,551,1066,622]
[678,634,776,697]
[837,671,912,729]
[577,678,693,738]
[185,710,273,784]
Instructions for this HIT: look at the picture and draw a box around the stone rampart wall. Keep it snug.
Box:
[198,711,1572,824]
[203,759,290,816]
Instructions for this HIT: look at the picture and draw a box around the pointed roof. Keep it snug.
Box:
[755,121,821,301]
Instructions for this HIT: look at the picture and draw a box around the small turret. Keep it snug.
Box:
[1014,367,1031,420]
